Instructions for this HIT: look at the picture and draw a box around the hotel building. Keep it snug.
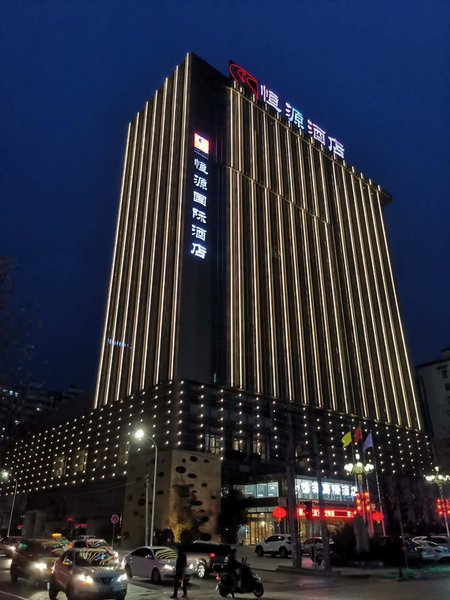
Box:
[0,54,433,543]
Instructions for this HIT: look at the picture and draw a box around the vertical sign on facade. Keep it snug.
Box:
[190,133,210,260]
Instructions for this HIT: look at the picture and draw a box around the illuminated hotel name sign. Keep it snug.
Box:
[190,133,210,260]
[230,63,345,159]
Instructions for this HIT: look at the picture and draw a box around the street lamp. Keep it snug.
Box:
[344,453,375,529]
[134,429,158,547]
[424,466,450,537]
[1,471,18,537]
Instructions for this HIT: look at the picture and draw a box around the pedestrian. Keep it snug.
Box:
[170,545,188,599]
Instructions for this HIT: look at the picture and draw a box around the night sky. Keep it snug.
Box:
[1,1,449,394]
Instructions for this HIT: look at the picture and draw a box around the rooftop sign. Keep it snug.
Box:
[229,62,345,159]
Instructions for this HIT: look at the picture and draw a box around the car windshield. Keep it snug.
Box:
[74,550,119,567]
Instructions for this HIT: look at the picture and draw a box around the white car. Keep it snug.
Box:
[122,546,194,584]
[255,535,292,558]
[49,548,127,600]
[414,540,450,561]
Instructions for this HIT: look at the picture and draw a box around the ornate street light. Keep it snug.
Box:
[133,429,158,547]
[1,470,19,537]
[344,453,375,529]
[424,466,450,537]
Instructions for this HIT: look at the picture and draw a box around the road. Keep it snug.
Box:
[1,555,450,599]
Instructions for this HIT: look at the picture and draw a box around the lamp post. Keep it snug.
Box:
[1,471,18,537]
[425,466,450,537]
[344,452,375,533]
[134,429,158,547]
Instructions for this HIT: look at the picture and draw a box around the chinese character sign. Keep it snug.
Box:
[190,133,210,260]
[229,63,345,159]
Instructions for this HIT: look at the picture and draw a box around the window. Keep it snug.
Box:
[72,449,88,474]
[117,439,130,465]
[205,434,221,454]
[252,439,267,459]
[232,438,245,452]
[53,454,67,478]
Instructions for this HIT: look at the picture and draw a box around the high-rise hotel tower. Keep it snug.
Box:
[1,54,433,542]
[94,53,421,434]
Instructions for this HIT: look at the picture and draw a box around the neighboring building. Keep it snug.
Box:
[0,54,434,543]
[417,348,450,469]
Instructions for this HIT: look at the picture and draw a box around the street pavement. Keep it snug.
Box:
[1,555,450,599]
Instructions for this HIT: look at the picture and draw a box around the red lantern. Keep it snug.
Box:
[272,507,287,520]
[372,511,384,523]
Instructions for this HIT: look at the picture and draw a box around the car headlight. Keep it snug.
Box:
[116,573,127,582]
[33,562,48,571]
[163,564,175,571]
[76,574,94,584]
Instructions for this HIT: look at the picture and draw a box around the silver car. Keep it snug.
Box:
[50,548,127,600]
[122,546,194,584]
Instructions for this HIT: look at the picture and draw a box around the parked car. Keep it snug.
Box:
[370,536,431,566]
[183,541,235,578]
[255,535,292,558]
[413,535,450,548]
[301,537,324,556]
[50,547,127,600]
[0,536,22,558]
[414,540,450,562]
[122,546,194,584]
[10,539,64,584]
[74,535,98,542]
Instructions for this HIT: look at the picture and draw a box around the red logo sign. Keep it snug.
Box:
[229,63,259,99]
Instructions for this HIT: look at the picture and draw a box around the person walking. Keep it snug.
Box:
[170,545,188,599]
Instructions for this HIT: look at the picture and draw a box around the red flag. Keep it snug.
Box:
[354,426,363,443]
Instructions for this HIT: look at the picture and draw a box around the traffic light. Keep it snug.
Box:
[304,500,313,520]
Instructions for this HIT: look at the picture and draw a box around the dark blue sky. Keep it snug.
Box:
[1,1,449,392]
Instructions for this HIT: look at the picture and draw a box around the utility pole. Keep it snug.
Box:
[311,422,331,571]
[286,404,302,568]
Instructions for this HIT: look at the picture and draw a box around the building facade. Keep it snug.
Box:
[417,348,450,469]
[0,54,434,542]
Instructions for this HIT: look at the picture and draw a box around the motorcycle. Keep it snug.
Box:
[215,561,264,598]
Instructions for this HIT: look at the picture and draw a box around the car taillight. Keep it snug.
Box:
[209,553,215,558]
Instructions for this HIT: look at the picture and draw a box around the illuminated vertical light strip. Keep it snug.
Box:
[356,181,392,422]
[123,102,149,396]
[274,123,293,400]
[116,107,149,401]
[342,170,376,419]
[331,162,370,418]
[298,139,322,406]
[286,130,308,403]
[141,83,167,388]
[348,174,385,422]
[129,98,158,394]
[250,105,262,392]
[104,119,139,405]
[262,114,278,396]
[229,91,235,386]
[319,153,349,414]
[169,56,190,378]
[155,70,179,383]
[373,190,420,428]
[94,124,131,408]
[308,145,336,411]
[236,94,244,387]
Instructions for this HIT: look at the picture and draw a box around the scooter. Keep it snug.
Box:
[216,562,264,598]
